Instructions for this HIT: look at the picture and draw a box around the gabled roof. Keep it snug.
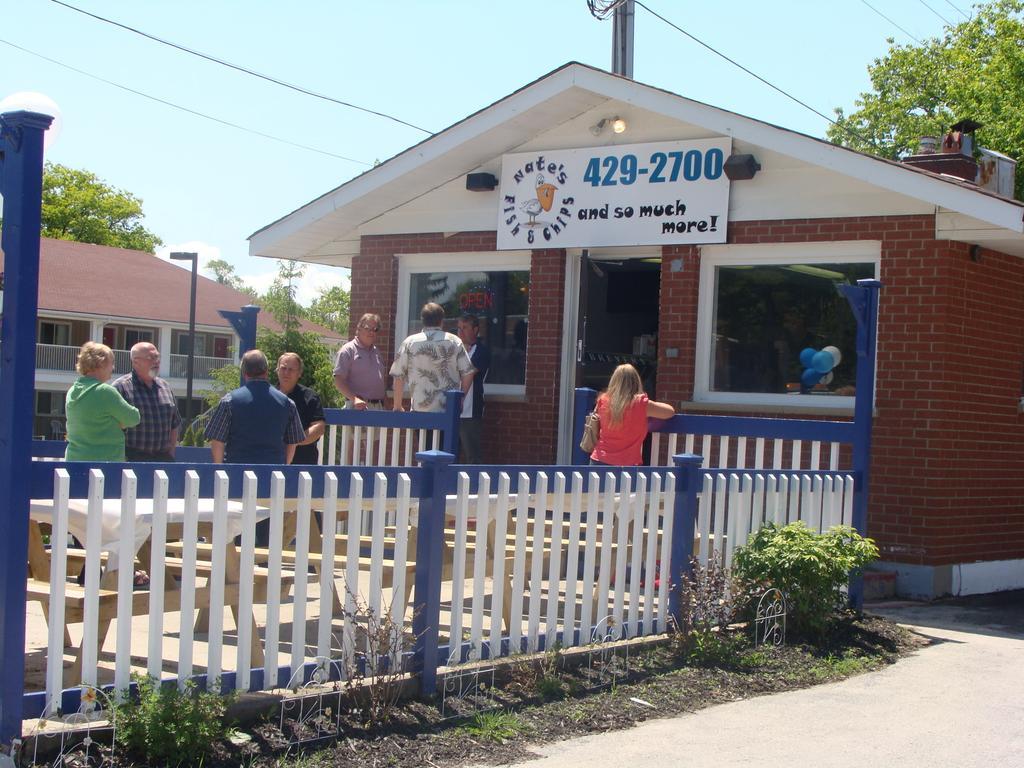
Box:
[0,237,344,341]
[250,61,1024,265]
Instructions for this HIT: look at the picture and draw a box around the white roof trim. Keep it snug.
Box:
[250,63,1024,262]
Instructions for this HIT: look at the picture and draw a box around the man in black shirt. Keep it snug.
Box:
[275,352,326,465]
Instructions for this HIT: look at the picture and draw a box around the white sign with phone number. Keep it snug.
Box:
[496,138,732,250]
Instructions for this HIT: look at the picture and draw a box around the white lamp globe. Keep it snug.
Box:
[0,91,63,149]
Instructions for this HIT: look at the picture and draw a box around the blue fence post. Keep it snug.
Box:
[570,388,598,465]
[440,390,463,460]
[411,449,454,696]
[218,304,260,386]
[839,278,882,609]
[0,109,53,746]
[668,453,703,629]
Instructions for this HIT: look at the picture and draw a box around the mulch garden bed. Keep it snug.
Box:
[39,612,926,768]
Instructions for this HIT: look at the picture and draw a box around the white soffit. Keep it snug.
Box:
[250,63,1024,266]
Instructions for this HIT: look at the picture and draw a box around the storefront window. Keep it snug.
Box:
[405,269,530,386]
[696,243,878,406]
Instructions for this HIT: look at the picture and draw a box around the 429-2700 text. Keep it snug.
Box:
[583,148,725,187]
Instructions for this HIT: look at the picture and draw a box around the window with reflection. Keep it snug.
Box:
[406,270,530,386]
[709,262,876,396]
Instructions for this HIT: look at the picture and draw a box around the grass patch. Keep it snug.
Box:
[458,710,531,743]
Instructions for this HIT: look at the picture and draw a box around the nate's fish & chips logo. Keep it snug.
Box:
[502,154,575,245]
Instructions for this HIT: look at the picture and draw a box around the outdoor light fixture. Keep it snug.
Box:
[723,153,761,181]
[590,116,627,136]
[466,172,498,191]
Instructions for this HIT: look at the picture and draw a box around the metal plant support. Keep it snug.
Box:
[754,588,787,648]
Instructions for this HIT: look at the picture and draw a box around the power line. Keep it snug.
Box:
[859,0,924,44]
[0,37,372,166]
[916,0,953,27]
[943,0,971,20]
[632,1,877,147]
[50,0,434,135]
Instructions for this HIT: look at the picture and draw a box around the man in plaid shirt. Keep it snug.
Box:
[113,342,182,462]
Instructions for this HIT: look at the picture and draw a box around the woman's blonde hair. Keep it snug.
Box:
[604,363,643,425]
[76,341,114,376]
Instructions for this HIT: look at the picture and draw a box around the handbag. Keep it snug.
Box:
[579,410,601,453]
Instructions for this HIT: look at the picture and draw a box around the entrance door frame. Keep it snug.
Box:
[556,246,660,463]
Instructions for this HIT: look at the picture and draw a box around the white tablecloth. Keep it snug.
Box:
[29,498,268,570]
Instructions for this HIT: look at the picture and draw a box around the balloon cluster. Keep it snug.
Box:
[799,345,842,389]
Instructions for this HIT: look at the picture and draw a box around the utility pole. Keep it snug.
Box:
[612,0,634,78]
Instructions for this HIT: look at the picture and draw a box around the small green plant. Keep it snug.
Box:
[732,522,879,641]
[740,650,770,669]
[508,643,567,701]
[535,644,567,700]
[671,554,752,668]
[810,651,874,680]
[339,587,420,728]
[116,675,233,766]
[459,710,530,743]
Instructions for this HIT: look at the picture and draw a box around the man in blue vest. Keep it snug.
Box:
[205,349,305,465]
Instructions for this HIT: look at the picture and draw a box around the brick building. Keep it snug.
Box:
[251,63,1024,598]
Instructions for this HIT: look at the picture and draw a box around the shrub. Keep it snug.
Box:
[732,522,879,641]
[116,676,233,765]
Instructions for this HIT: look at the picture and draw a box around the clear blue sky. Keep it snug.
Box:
[0,0,964,303]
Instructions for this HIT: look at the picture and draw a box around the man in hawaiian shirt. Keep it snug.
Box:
[390,302,474,413]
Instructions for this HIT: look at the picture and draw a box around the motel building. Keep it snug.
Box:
[251,63,1024,599]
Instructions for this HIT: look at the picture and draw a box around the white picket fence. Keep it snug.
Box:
[36,467,417,716]
[650,432,848,472]
[694,471,855,571]
[319,424,442,467]
[29,462,856,708]
[443,469,676,664]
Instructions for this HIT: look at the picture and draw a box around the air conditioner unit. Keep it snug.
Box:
[977,146,1017,199]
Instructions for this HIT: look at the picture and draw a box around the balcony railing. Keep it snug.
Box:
[168,353,233,380]
[33,344,227,381]
[34,344,133,374]
[35,344,80,373]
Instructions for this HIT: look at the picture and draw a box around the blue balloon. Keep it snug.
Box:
[801,368,823,387]
[811,350,836,373]
[799,347,817,367]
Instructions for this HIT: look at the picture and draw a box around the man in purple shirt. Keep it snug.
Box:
[333,313,388,409]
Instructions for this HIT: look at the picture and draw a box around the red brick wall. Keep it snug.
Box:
[657,215,1024,567]
[355,233,565,464]
[356,217,1024,567]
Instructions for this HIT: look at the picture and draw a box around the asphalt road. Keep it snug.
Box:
[491,593,1024,767]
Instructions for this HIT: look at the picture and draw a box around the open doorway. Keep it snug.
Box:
[575,253,661,398]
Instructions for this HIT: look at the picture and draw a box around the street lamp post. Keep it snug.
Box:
[169,251,198,427]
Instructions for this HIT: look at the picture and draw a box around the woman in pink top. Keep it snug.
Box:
[590,364,676,466]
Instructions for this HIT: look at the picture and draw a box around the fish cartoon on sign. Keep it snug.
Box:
[520,173,558,225]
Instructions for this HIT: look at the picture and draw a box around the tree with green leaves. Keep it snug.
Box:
[38,162,163,252]
[205,258,257,299]
[260,260,308,333]
[257,327,341,408]
[828,0,1024,199]
[307,284,351,336]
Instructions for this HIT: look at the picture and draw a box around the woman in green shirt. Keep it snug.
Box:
[65,342,141,462]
